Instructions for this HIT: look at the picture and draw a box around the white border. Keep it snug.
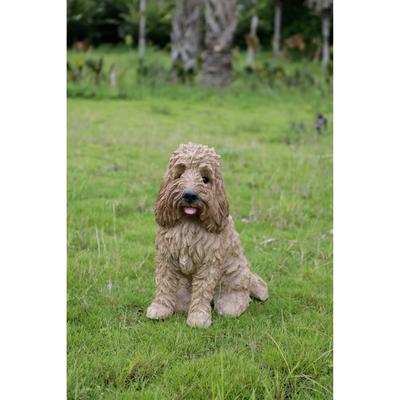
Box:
[334,1,400,398]
[0,1,66,398]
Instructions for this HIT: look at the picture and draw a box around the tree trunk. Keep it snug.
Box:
[202,0,238,87]
[245,14,258,68]
[171,0,201,82]
[273,0,282,59]
[321,8,330,67]
[138,0,146,72]
[109,64,117,88]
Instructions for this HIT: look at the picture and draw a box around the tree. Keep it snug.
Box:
[273,0,282,59]
[245,0,259,69]
[171,0,202,82]
[138,0,146,73]
[67,0,105,46]
[202,0,238,87]
[306,0,332,67]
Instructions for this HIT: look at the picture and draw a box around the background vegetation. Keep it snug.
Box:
[67,0,329,52]
[67,47,331,99]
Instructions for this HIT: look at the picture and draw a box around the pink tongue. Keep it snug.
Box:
[184,207,197,215]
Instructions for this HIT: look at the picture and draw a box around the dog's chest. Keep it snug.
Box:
[163,222,219,275]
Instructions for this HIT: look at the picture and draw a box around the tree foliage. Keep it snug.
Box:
[305,0,332,14]
[68,0,329,53]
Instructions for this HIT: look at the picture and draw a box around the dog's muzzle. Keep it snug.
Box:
[181,190,199,215]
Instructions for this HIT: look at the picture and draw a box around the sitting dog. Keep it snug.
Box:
[146,143,268,328]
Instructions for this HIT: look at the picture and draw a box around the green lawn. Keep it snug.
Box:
[67,62,333,399]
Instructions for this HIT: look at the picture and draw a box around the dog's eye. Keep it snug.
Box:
[202,176,209,184]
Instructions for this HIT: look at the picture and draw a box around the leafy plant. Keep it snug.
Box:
[85,57,104,85]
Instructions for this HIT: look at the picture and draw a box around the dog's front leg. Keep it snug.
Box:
[146,260,179,320]
[187,265,221,328]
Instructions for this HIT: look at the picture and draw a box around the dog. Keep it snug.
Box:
[146,143,268,328]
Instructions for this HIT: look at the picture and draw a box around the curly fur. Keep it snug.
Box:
[147,143,268,328]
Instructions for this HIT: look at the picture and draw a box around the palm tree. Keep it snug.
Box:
[202,0,238,87]
[245,0,259,69]
[273,0,282,59]
[171,0,202,82]
[306,0,333,67]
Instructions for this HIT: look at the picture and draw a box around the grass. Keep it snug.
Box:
[68,49,332,399]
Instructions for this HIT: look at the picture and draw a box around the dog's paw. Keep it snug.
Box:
[187,311,212,328]
[250,273,269,301]
[146,303,173,320]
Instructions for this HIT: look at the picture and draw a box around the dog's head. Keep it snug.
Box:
[155,143,229,233]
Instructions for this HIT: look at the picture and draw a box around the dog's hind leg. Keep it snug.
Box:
[213,263,251,317]
[214,287,251,317]
[214,260,268,316]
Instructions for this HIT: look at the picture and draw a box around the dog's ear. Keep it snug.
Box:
[202,169,229,233]
[155,170,180,227]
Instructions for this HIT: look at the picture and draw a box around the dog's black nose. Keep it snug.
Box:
[182,190,198,203]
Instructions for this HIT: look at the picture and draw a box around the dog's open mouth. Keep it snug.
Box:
[183,207,198,215]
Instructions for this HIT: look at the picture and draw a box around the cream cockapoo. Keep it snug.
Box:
[147,143,268,328]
